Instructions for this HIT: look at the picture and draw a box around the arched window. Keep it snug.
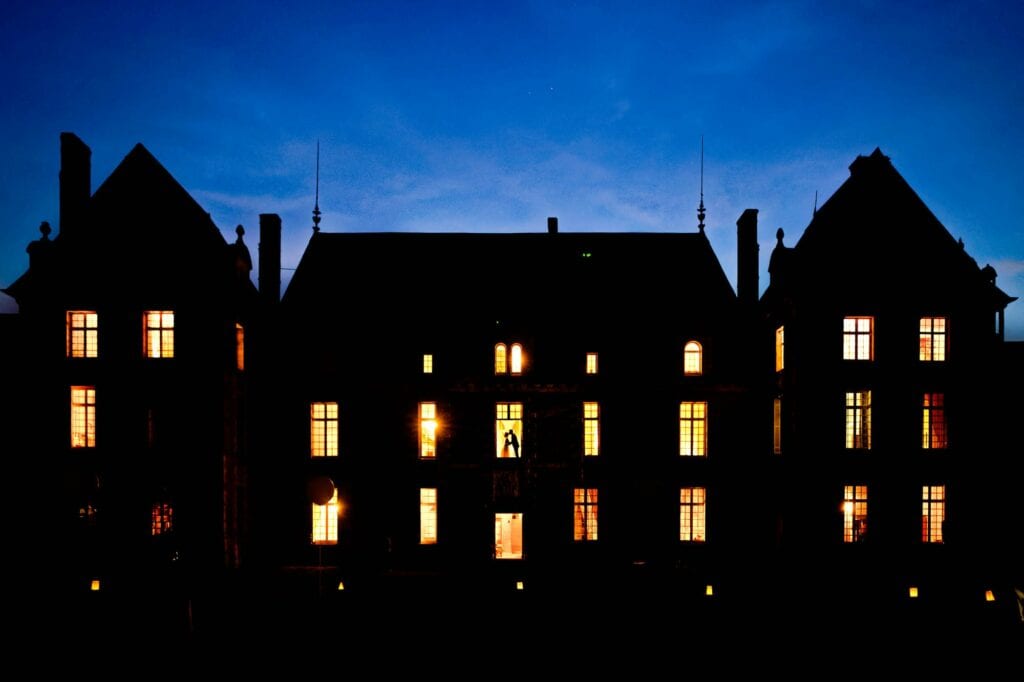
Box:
[510,343,523,375]
[495,344,507,375]
[684,341,702,375]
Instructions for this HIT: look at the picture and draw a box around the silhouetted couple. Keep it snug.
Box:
[503,430,520,458]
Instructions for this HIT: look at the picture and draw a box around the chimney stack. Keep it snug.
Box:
[59,133,91,238]
[547,216,558,234]
[737,208,759,306]
[259,213,282,304]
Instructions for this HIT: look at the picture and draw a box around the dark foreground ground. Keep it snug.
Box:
[21,566,1022,666]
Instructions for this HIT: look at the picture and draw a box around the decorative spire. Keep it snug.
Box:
[697,136,706,233]
[312,139,322,233]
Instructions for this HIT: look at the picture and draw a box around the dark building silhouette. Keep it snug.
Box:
[4,136,1019,626]
[4,134,256,598]
[761,148,1019,605]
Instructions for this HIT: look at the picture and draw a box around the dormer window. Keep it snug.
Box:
[684,341,702,375]
[495,342,523,375]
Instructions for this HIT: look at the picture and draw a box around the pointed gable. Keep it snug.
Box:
[771,148,1009,308]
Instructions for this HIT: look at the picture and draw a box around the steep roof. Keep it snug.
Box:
[765,148,1013,308]
[284,230,737,333]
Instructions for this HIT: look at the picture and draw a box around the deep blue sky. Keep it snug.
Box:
[2,0,1022,337]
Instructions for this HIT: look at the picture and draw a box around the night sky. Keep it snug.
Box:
[2,1,1021,337]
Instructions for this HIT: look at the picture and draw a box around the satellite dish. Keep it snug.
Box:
[308,476,335,505]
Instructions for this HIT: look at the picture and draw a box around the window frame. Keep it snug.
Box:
[919,317,947,362]
[143,310,176,359]
[679,401,708,457]
[842,485,868,543]
[310,401,339,457]
[844,390,872,450]
[679,487,706,542]
[583,401,599,456]
[573,488,598,542]
[66,310,98,358]
[842,316,873,361]
[684,341,702,376]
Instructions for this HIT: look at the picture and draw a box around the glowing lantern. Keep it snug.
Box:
[90,579,101,592]
[705,584,714,597]
[984,590,995,602]
[908,586,919,598]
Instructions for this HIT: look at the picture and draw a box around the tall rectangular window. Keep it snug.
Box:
[312,489,338,545]
[71,386,96,448]
[496,402,523,458]
[775,326,784,372]
[235,323,245,371]
[573,488,598,541]
[66,311,98,358]
[922,393,947,449]
[679,487,706,542]
[922,486,945,543]
[144,311,175,358]
[422,354,433,374]
[773,398,782,454]
[420,488,437,545]
[311,402,338,457]
[586,352,598,375]
[583,402,599,456]
[843,317,873,360]
[845,391,872,449]
[420,402,437,459]
[679,402,707,456]
[151,503,174,536]
[494,513,523,559]
[919,317,947,362]
[843,485,868,543]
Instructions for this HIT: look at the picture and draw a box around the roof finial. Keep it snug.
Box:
[312,139,322,233]
[697,135,706,233]
[813,190,818,217]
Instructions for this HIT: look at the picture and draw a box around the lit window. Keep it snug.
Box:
[922,393,947,449]
[151,502,173,536]
[79,503,98,526]
[922,485,945,543]
[510,343,523,375]
[586,352,598,375]
[494,344,507,375]
[679,402,707,456]
[583,402,599,456]
[144,311,175,358]
[420,488,437,545]
[420,402,437,459]
[310,402,338,457]
[919,317,947,362]
[773,398,782,455]
[496,402,523,458]
[423,353,433,374]
[842,317,873,360]
[235,323,245,371]
[312,488,338,545]
[842,485,868,543]
[775,326,784,372]
[66,311,98,358]
[684,341,702,375]
[494,512,523,559]
[573,488,598,541]
[71,386,96,448]
[844,391,871,450]
[679,487,706,542]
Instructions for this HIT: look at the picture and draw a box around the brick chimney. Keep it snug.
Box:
[259,213,281,304]
[737,208,759,305]
[59,133,91,238]
[547,216,558,234]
